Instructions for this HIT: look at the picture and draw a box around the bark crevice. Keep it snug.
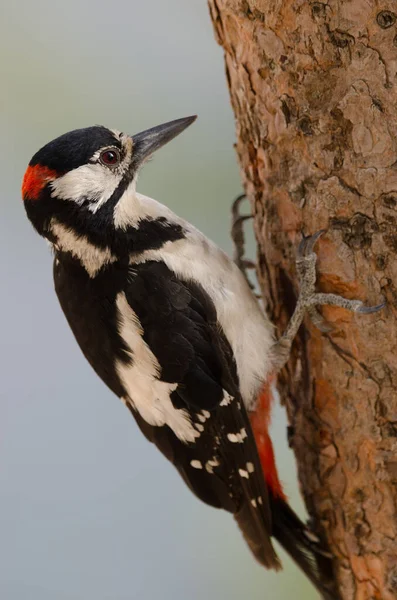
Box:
[208,2,397,598]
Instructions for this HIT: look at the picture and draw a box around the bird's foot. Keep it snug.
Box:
[231,194,259,296]
[272,230,385,370]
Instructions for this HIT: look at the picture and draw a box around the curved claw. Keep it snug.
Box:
[356,301,386,314]
[298,229,327,257]
[231,193,248,216]
[230,192,259,295]
[308,306,333,333]
[232,215,253,228]
[241,259,257,270]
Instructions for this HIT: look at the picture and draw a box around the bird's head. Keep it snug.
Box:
[22,116,196,247]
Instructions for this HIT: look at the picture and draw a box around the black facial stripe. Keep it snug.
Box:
[57,204,185,256]
[53,203,184,257]
[30,126,122,172]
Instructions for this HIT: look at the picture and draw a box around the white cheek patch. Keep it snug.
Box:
[51,163,122,211]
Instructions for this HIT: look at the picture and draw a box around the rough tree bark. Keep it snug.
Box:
[208,2,397,599]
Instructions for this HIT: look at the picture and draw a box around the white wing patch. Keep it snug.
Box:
[190,460,203,469]
[220,392,233,407]
[116,292,200,443]
[227,429,247,443]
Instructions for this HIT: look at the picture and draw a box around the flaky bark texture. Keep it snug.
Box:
[208,1,397,599]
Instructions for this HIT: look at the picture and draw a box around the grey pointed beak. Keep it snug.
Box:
[131,116,197,169]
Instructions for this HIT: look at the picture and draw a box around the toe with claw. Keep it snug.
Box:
[272,230,385,371]
[231,193,259,295]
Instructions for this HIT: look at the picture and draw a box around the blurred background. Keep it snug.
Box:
[0,1,317,598]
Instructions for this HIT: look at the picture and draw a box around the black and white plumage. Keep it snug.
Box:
[22,117,338,599]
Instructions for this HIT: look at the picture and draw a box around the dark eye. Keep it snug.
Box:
[100,149,121,166]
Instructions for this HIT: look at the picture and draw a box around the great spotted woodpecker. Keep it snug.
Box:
[22,117,383,599]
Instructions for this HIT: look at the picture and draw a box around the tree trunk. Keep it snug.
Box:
[208,2,397,599]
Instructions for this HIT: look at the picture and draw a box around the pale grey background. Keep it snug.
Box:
[1,1,316,598]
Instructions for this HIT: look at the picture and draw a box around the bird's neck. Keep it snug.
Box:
[51,219,119,277]
[50,191,186,278]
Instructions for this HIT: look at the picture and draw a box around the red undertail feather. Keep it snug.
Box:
[250,379,286,500]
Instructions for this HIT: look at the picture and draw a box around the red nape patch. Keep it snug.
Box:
[250,379,286,500]
[22,164,58,201]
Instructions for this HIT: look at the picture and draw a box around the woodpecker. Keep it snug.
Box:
[22,117,383,599]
